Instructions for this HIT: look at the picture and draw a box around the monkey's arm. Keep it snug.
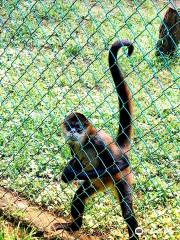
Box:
[61,157,83,183]
[61,137,129,183]
[73,155,129,180]
[61,155,129,183]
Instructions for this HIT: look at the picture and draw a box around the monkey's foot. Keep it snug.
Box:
[52,222,80,232]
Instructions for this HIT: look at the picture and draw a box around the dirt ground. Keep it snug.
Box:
[0,187,101,240]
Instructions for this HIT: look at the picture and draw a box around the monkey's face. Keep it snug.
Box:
[63,113,90,145]
[63,122,88,144]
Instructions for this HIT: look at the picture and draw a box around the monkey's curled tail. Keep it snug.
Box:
[108,39,134,148]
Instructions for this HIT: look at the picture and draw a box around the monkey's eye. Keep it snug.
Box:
[65,124,71,131]
[77,126,84,133]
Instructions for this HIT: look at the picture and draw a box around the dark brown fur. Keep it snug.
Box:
[53,40,139,240]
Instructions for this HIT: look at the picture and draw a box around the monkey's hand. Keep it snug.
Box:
[61,164,76,183]
[61,157,83,183]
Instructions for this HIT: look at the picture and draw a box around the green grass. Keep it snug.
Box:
[0,0,179,239]
[0,217,38,240]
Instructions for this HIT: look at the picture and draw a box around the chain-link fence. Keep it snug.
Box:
[0,1,179,239]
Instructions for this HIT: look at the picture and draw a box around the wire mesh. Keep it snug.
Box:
[0,0,179,239]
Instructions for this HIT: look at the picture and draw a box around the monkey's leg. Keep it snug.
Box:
[115,180,139,240]
[52,180,100,232]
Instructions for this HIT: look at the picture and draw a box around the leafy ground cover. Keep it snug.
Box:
[0,0,179,239]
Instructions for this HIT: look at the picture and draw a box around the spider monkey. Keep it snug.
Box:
[53,40,139,240]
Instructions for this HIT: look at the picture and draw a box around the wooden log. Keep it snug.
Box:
[0,187,100,240]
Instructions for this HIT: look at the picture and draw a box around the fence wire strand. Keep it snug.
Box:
[0,1,179,239]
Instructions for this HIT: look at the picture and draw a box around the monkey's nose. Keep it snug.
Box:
[70,128,76,134]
